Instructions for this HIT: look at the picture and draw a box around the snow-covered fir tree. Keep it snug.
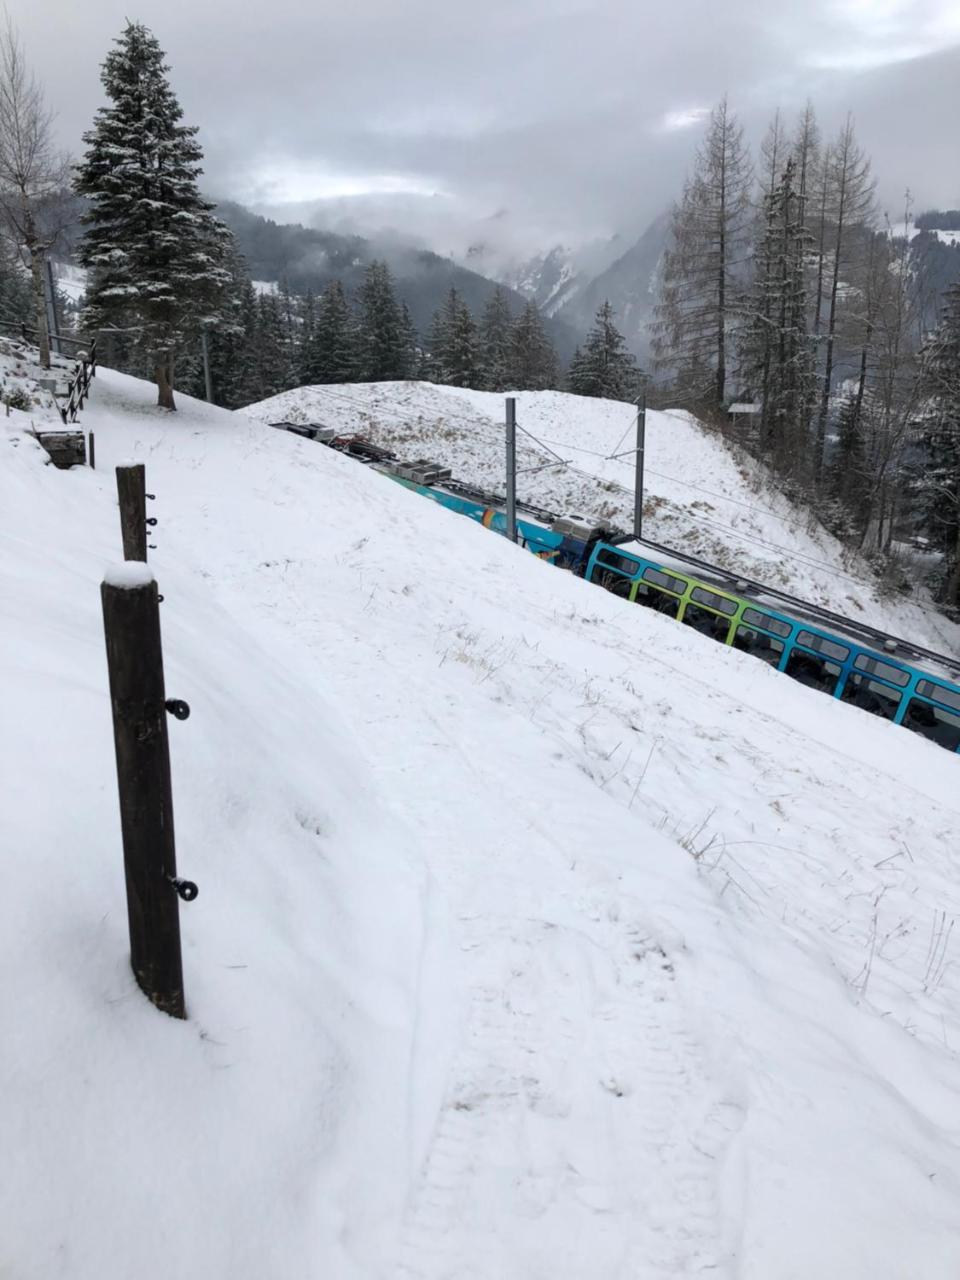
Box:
[510,300,559,390]
[256,292,293,397]
[74,21,234,409]
[356,261,408,381]
[398,301,418,380]
[916,281,960,603]
[296,290,317,385]
[568,301,638,400]
[478,286,514,391]
[427,288,477,387]
[178,242,251,408]
[0,237,32,326]
[302,280,359,384]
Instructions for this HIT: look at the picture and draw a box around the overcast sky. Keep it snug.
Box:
[10,0,960,257]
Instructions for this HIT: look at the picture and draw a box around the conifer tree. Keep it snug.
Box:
[231,277,263,405]
[74,21,234,409]
[398,300,418,379]
[510,299,559,390]
[255,292,293,397]
[652,97,752,409]
[568,301,637,400]
[478,285,514,390]
[177,243,252,408]
[276,278,299,380]
[427,287,477,386]
[737,158,813,474]
[0,235,31,323]
[297,289,317,385]
[302,280,359,384]
[356,260,407,381]
[916,281,960,603]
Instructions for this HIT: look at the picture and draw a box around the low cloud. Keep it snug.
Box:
[10,0,960,255]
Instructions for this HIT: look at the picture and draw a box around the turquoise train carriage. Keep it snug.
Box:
[582,538,960,755]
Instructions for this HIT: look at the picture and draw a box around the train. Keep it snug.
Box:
[270,421,960,757]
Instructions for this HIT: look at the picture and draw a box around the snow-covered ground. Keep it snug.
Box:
[890,221,960,248]
[246,380,960,655]
[4,364,960,1278]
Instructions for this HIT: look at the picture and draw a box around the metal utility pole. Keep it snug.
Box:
[633,374,648,540]
[43,258,61,357]
[200,328,214,404]
[505,396,517,544]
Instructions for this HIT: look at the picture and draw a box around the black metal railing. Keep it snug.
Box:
[58,339,98,424]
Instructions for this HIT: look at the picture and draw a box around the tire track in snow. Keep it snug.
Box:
[394,906,743,1279]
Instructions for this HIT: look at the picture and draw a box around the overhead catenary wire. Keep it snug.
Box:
[273,382,954,628]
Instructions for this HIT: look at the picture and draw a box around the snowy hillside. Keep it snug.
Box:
[246,379,960,655]
[4,361,960,1277]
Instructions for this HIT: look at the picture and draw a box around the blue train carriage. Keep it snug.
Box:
[380,463,603,566]
[584,537,960,755]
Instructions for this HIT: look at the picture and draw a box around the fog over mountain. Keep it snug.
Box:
[11,0,960,263]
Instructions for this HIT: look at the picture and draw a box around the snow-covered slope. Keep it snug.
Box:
[4,365,960,1278]
[246,379,960,655]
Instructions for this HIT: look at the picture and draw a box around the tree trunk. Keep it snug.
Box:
[948,525,960,609]
[29,248,51,370]
[717,172,727,410]
[155,356,176,411]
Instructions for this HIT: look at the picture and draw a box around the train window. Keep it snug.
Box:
[682,602,733,642]
[634,581,681,619]
[916,679,960,714]
[840,673,902,722]
[597,548,641,577]
[784,648,842,694]
[853,654,911,687]
[903,698,960,752]
[597,570,634,599]
[733,627,785,667]
[690,586,738,616]
[795,630,850,663]
[742,607,792,638]
[642,567,686,595]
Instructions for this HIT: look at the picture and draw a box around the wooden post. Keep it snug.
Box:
[101,564,186,1019]
[89,431,95,470]
[116,463,147,561]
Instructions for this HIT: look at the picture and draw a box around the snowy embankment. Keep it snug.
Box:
[247,379,960,655]
[3,363,960,1278]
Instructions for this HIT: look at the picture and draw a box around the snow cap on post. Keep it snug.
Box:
[103,561,155,590]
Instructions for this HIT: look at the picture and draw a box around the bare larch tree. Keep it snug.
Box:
[652,97,753,412]
[0,20,69,369]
